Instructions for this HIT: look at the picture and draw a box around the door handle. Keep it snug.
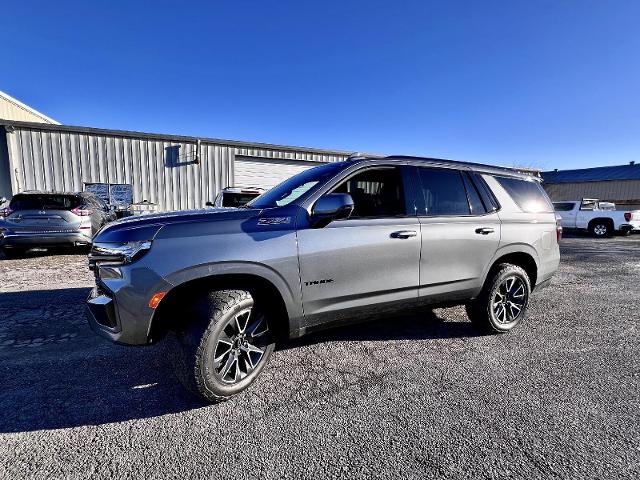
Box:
[391,230,417,239]
[475,227,495,235]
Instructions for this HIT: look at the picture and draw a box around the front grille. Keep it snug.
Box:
[88,252,125,270]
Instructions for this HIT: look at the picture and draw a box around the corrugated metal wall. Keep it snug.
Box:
[2,124,351,212]
[4,126,235,211]
[235,157,324,189]
[544,180,640,209]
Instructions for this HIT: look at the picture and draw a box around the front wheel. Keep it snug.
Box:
[172,289,274,403]
[466,264,531,333]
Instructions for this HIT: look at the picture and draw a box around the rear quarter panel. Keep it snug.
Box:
[483,175,560,286]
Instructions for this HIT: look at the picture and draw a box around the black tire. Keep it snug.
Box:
[1,247,25,259]
[171,289,275,403]
[466,264,531,334]
[589,220,612,238]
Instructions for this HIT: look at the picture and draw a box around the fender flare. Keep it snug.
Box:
[482,243,540,286]
[162,260,303,328]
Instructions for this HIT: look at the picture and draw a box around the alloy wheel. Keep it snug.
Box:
[492,276,527,324]
[213,308,269,384]
[593,224,607,236]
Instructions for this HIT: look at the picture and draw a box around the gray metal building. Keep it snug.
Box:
[542,163,640,210]
[0,120,350,212]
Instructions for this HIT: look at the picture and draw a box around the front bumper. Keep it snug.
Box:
[85,263,173,345]
[86,286,152,345]
[1,231,92,247]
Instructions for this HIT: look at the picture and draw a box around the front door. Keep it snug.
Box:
[296,165,421,327]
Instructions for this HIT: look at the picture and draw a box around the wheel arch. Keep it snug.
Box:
[483,246,539,291]
[148,264,300,342]
[588,217,614,230]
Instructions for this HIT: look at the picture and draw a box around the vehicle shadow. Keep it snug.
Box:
[0,246,90,260]
[0,287,479,433]
[280,308,482,351]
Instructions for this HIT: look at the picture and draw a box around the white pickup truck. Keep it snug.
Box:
[553,199,640,237]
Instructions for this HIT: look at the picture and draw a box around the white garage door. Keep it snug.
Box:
[234,156,324,189]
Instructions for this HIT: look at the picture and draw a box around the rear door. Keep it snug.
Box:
[413,167,501,302]
[5,194,82,233]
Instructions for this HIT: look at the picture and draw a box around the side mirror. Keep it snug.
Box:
[311,193,354,226]
[205,201,214,207]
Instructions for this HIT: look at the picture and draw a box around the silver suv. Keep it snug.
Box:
[87,156,560,402]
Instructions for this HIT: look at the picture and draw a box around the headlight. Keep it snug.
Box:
[89,240,152,268]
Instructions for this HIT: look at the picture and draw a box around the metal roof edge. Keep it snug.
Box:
[0,119,355,156]
[0,91,60,125]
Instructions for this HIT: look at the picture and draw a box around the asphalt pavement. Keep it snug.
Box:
[0,235,638,479]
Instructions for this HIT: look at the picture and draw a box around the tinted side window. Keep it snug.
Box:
[553,202,575,212]
[471,173,500,211]
[332,167,406,217]
[462,172,486,215]
[418,168,470,216]
[496,176,553,213]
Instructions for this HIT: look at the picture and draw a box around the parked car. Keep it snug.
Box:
[0,191,116,258]
[553,199,640,237]
[206,187,264,208]
[87,156,561,402]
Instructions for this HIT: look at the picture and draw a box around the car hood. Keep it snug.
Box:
[94,207,261,243]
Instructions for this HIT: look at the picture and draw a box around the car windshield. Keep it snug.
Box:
[248,162,346,208]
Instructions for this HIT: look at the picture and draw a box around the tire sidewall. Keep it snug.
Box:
[485,267,531,332]
[196,296,275,399]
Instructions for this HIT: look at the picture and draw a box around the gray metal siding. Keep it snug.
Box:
[0,131,11,201]
[544,180,640,207]
[1,122,352,212]
[235,156,324,189]
[4,126,234,212]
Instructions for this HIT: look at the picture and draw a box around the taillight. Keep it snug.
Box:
[0,207,13,217]
[624,212,631,222]
[71,206,93,216]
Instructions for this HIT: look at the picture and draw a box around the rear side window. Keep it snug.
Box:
[9,194,81,211]
[417,168,470,216]
[495,177,553,213]
[462,173,487,215]
[553,202,575,212]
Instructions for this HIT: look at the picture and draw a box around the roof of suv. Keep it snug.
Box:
[349,155,537,181]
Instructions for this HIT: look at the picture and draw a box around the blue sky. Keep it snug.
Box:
[2,1,639,170]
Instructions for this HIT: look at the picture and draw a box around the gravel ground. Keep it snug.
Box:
[0,236,639,479]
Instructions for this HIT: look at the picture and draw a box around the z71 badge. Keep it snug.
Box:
[257,217,291,225]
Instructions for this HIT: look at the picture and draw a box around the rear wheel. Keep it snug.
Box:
[1,247,25,259]
[171,289,274,402]
[589,220,612,238]
[466,264,531,333]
